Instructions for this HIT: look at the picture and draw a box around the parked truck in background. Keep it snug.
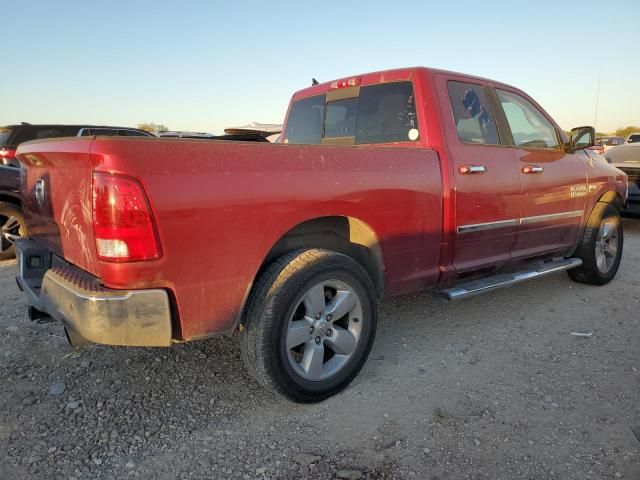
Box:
[605,142,640,215]
[11,67,628,402]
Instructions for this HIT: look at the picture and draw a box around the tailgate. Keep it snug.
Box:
[17,137,99,275]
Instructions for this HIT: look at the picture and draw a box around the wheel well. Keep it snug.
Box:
[258,216,385,298]
[0,194,21,208]
[597,191,623,210]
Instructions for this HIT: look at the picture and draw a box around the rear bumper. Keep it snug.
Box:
[15,238,172,347]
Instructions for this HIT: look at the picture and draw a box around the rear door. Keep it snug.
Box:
[436,75,521,272]
[493,88,587,258]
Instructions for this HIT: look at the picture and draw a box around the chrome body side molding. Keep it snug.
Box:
[457,210,584,234]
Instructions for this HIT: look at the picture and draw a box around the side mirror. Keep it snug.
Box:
[568,126,595,152]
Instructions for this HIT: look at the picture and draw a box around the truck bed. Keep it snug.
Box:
[17,136,443,340]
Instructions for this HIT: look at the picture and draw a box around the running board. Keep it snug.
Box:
[435,257,582,302]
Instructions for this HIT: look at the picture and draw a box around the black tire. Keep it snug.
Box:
[567,202,623,285]
[0,202,26,261]
[239,249,377,403]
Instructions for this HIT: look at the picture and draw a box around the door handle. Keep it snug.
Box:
[459,165,486,174]
[522,165,544,174]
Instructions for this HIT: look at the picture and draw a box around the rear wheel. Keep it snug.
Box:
[567,202,623,285]
[240,249,377,402]
[0,203,26,261]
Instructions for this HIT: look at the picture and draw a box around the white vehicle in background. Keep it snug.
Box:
[156,131,215,138]
[625,132,640,144]
[157,125,283,142]
[224,122,282,142]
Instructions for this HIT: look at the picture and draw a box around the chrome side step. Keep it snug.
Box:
[435,257,582,302]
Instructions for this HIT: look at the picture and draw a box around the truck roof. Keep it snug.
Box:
[291,66,514,101]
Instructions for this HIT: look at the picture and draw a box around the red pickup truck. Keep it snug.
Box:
[13,67,628,402]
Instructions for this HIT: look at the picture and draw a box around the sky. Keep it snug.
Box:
[2,0,639,135]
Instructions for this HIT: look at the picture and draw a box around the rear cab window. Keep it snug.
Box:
[282,81,419,145]
[324,98,357,139]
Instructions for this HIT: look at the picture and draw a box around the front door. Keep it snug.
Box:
[494,88,587,259]
[437,76,522,272]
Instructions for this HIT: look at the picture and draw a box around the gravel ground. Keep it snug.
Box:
[1,219,639,480]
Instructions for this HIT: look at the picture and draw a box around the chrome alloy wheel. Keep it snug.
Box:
[286,280,363,381]
[0,215,21,254]
[595,219,619,274]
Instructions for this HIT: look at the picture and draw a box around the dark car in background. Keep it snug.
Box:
[605,143,640,216]
[590,135,625,155]
[0,123,153,260]
[0,123,153,167]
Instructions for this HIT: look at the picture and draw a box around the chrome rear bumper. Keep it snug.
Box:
[15,238,172,347]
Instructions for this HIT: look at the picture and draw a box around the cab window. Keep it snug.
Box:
[447,81,499,145]
[282,81,419,145]
[496,90,559,149]
[324,98,357,138]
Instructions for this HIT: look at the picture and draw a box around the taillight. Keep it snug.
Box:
[329,77,361,90]
[92,172,161,262]
[0,148,17,166]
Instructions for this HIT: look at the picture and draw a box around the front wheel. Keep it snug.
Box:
[240,249,377,402]
[567,202,623,285]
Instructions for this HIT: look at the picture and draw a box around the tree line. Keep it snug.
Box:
[609,126,640,138]
[137,123,169,133]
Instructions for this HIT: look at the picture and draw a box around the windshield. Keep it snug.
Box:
[627,134,640,143]
[0,128,14,147]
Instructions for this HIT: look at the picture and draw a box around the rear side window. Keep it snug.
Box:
[447,81,499,145]
[283,95,326,144]
[628,134,640,143]
[496,90,559,149]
